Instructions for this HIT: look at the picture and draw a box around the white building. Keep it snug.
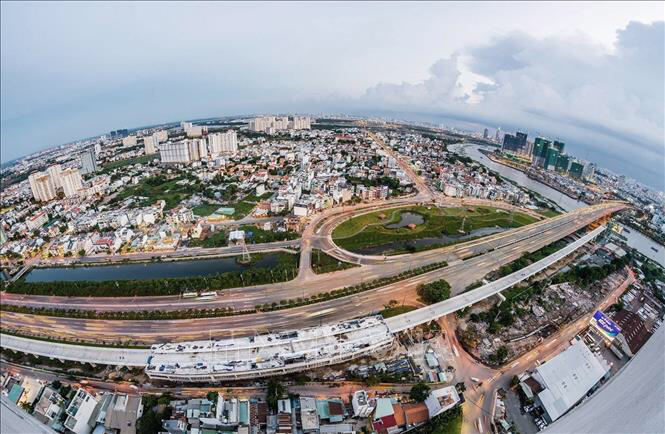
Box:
[47,164,63,188]
[122,135,137,147]
[160,140,205,164]
[64,389,101,434]
[80,149,97,175]
[525,341,609,423]
[61,168,83,198]
[351,390,375,418]
[26,211,48,231]
[29,172,56,202]
[248,115,311,132]
[144,135,158,155]
[208,130,238,157]
[424,386,461,418]
[153,130,168,142]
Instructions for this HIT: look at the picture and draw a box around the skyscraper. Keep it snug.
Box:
[208,130,238,157]
[532,137,552,168]
[28,172,56,202]
[483,128,489,139]
[80,150,98,175]
[553,140,565,154]
[47,164,63,188]
[61,168,83,197]
[502,131,527,154]
[545,148,560,170]
[144,136,157,155]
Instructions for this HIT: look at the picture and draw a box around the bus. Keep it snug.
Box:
[182,292,198,299]
[197,291,218,300]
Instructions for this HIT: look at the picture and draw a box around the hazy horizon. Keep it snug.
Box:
[1,2,663,189]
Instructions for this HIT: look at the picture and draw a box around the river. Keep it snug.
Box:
[450,144,587,212]
[617,226,665,267]
[24,254,282,282]
[451,144,665,264]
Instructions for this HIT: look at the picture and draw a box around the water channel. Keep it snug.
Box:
[25,254,281,282]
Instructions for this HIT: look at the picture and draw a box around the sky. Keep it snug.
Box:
[1,2,663,189]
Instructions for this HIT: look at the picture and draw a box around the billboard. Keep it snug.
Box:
[590,311,621,340]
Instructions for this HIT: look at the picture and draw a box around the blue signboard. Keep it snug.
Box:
[591,310,621,339]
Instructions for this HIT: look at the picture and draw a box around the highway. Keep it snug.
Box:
[1,202,623,314]
[385,225,606,332]
[0,217,613,345]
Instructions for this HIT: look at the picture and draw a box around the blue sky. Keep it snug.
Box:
[1,2,663,189]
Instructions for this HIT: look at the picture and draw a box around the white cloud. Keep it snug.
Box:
[355,21,665,189]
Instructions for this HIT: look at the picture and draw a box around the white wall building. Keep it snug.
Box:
[29,172,56,202]
[26,211,48,231]
[208,130,238,157]
[144,135,157,155]
[47,164,63,188]
[160,140,205,164]
[61,168,83,198]
[122,136,137,147]
[64,389,101,434]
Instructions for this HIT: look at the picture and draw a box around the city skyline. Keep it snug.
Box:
[1,2,663,189]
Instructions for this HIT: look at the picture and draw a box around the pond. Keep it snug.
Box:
[352,226,508,255]
[384,212,425,229]
[24,254,283,282]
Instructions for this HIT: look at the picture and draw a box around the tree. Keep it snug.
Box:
[266,379,285,412]
[409,382,431,402]
[417,279,451,304]
[78,249,86,257]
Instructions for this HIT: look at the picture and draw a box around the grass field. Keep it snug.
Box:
[114,176,192,210]
[189,230,227,248]
[310,249,359,274]
[333,205,537,252]
[192,203,223,217]
[379,305,417,318]
[537,208,562,218]
[102,153,159,172]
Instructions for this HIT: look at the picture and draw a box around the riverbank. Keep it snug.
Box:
[483,150,590,205]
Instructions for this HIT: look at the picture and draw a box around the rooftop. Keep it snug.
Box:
[147,316,392,377]
[534,341,608,422]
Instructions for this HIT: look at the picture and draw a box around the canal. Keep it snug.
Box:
[24,254,282,282]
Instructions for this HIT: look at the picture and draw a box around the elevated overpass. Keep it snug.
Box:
[0,334,149,367]
[384,225,606,333]
[0,226,607,379]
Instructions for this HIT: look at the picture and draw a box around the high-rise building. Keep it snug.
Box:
[495,127,501,141]
[502,131,528,154]
[61,168,83,197]
[553,140,565,154]
[159,140,205,164]
[532,137,552,167]
[545,148,560,170]
[483,128,489,139]
[28,172,56,202]
[47,164,63,188]
[80,150,98,175]
[110,129,129,139]
[249,115,311,132]
[555,154,571,173]
[582,162,596,179]
[94,143,102,154]
[144,136,157,155]
[208,130,238,157]
[122,135,137,147]
[569,160,584,179]
[153,130,168,142]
